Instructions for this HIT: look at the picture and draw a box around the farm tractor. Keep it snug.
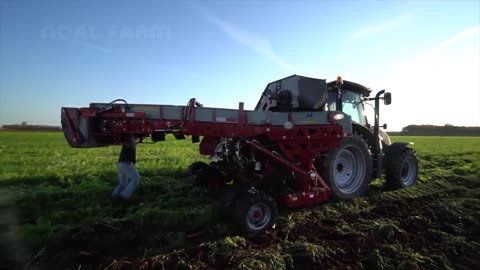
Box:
[61,75,418,234]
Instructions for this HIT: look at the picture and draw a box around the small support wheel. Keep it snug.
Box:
[385,148,418,189]
[234,188,278,235]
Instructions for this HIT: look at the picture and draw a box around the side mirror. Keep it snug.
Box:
[382,123,387,129]
[384,92,392,105]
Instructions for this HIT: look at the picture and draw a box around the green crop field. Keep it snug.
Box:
[0,132,479,269]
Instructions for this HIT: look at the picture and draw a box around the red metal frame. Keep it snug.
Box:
[61,98,343,208]
[61,108,83,145]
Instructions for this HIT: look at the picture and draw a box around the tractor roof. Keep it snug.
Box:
[327,80,372,97]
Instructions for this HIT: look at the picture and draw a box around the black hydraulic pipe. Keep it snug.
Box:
[373,90,385,149]
[336,85,343,111]
[373,90,385,178]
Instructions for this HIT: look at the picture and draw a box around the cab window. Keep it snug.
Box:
[327,90,366,125]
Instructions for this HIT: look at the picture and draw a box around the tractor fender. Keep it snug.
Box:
[384,142,414,165]
[352,123,377,149]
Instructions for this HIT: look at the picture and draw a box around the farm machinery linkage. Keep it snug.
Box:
[61,75,419,234]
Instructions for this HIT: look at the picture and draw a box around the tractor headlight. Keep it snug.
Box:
[332,113,344,121]
[328,112,345,123]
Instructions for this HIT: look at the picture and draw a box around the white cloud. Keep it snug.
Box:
[192,4,295,71]
[440,25,480,48]
[380,25,480,130]
[351,12,414,39]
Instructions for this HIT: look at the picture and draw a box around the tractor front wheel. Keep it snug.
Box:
[385,148,418,189]
[319,134,372,200]
[234,189,278,235]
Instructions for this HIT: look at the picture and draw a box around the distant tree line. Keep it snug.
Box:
[394,125,480,136]
[1,124,61,131]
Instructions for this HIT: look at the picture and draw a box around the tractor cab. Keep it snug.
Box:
[326,78,373,127]
[326,77,392,144]
[326,88,368,126]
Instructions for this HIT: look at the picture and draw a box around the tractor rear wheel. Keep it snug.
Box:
[385,148,418,189]
[319,134,372,200]
[234,188,278,235]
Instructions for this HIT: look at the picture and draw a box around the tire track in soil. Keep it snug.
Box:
[350,178,480,269]
[254,178,478,269]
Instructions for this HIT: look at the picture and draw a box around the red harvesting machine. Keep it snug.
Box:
[61,75,418,234]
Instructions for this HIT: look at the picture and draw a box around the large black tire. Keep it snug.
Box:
[385,148,418,189]
[319,134,372,200]
[234,188,278,235]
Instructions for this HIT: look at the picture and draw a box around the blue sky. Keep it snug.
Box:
[0,0,479,131]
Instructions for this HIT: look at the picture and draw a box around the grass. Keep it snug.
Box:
[0,132,218,266]
[0,132,479,269]
[397,136,480,181]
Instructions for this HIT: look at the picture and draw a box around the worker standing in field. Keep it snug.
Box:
[112,135,140,201]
